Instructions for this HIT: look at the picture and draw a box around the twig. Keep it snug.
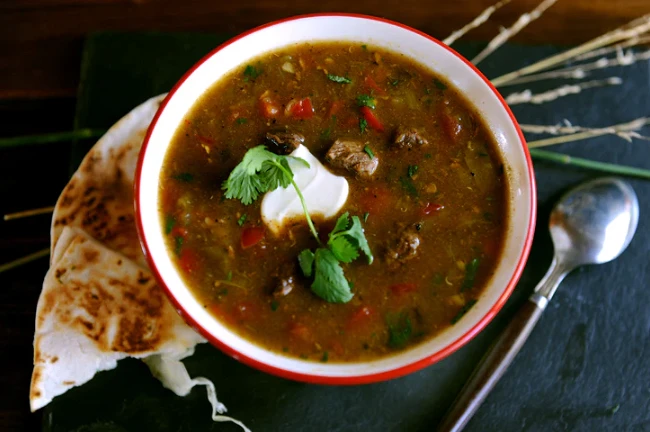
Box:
[529,149,650,179]
[0,129,106,149]
[501,49,650,87]
[525,117,650,147]
[0,248,50,274]
[472,0,559,65]
[505,77,622,105]
[491,14,650,86]
[4,206,55,221]
[443,0,512,46]
[573,35,650,62]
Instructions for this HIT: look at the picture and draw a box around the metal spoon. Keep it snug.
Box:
[438,177,639,432]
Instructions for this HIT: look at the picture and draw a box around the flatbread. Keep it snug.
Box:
[50,94,166,268]
[33,95,249,430]
[31,227,205,411]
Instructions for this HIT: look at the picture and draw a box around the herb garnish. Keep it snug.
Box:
[224,148,373,304]
[270,300,279,311]
[321,126,332,140]
[388,313,412,348]
[174,236,184,255]
[321,351,329,362]
[356,94,377,109]
[328,74,352,84]
[461,258,480,292]
[451,299,477,324]
[226,271,232,281]
[359,118,368,134]
[361,44,367,50]
[172,172,194,183]
[164,215,176,235]
[364,145,375,159]
[243,64,262,81]
[299,212,373,303]
[237,214,247,226]
[433,78,447,90]
[399,176,418,197]
[363,212,370,223]
[235,117,248,125]
[408,164,419,178]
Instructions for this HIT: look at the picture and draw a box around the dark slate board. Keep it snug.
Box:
[43,33,650,432]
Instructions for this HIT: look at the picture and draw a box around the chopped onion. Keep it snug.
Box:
[282,62,295,74]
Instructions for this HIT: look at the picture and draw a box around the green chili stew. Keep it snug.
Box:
[159,42,508,363]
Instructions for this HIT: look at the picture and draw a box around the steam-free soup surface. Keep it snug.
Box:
[159,42,508,363]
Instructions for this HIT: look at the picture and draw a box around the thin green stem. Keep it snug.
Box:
[0,129,107,149]
[0,248,50,274]
[273,162,321,245]
[530,149,650,179]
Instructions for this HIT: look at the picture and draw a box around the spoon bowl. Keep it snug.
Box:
[439,177,639,432]
[550,177,639,268]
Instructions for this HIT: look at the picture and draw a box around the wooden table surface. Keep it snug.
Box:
[0,1,648,431]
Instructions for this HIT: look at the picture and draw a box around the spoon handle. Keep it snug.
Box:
[437,256,571,432]
[437,299,545,431]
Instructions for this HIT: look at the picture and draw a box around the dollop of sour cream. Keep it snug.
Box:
[261,145,349,234]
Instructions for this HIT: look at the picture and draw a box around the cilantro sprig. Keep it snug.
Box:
[299,212,373,303]
[223,148,374,304]
[222,146,318,240]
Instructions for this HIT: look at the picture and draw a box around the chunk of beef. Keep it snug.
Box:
[264,130,305,155]
[386,224,421,270]
[271,264,299,298]
[326,139,378,178]
[392,126,429,149]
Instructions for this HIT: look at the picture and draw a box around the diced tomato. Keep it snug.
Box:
[358,186,391,213]
[360,106,384,132]
[208,304,234,325]
[170,225,188,238]
[288,322,311,342]
[241,226,265,249]
[389,283,418,295]
[233,302,258,321]
[441,111,462,141]
[289,97,314,119]
[179,248,200,274]
[347,306,375,329]
[330,340,345,357]
[196,135,215,145]
[483,238,499,257]
[328,100,343,118]
[259,96,280,119]
[364,75,387,96]
[421,202,444,216]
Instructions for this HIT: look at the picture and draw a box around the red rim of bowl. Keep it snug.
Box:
[134,12,537,385]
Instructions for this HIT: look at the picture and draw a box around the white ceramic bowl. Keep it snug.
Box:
[135,13,536,384]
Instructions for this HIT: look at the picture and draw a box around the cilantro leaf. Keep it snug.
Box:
[172,172,194,182]
[343,216,373,264]
[223,145,320,241]
[237,214,247,226]
[328,213,373,264]
[433,78,447,90]
[329,236,359,263]
[461,258,480,292]
[298,249,315,277]
[451,299,477,324]
[364,145,375,159]
[222,146,287,205]
[359,118,368,134]
[164,215,176,235]
[243,64,262,81]
[332,212,351,234]
[311,248,353,303]
[356,94,377,109]
[408,164,418,178]
[327,74,352,84]
[388,313,412,348]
